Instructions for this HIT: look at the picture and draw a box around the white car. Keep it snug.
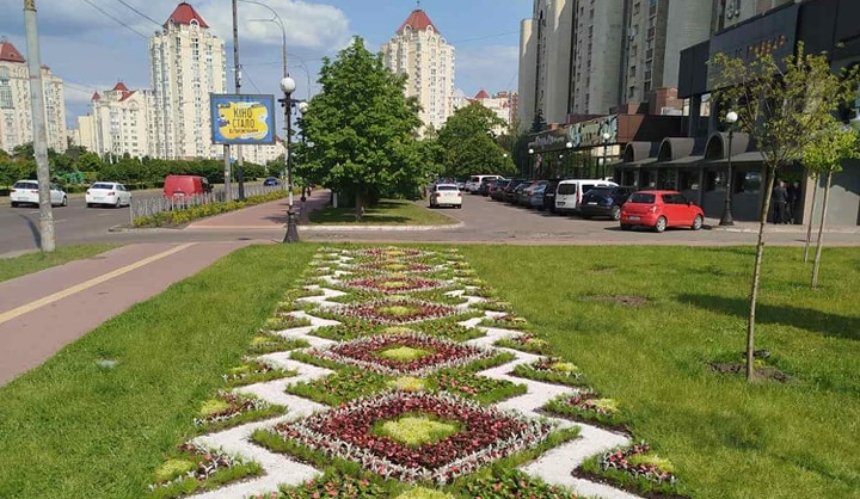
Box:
[10,180,67,207]
[555,179,618,213]
[464,175,501,194]
[86,182,132,208]
[429,183,463,209]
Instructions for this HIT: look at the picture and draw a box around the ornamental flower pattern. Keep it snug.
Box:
[274,391,554,484]
[335,299,459,325]
[308,333,493,376]
[342,276,446,295]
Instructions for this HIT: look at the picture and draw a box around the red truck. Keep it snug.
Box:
[163,175,212,199]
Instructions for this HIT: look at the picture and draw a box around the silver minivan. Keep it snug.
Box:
[554,179,618,213]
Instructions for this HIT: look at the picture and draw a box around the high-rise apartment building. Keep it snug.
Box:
[568,0,625,116]
[519,0,717,126]
[518,0,573,129]
[150,2,226,159]
[0,40,67,153]
[472,90,518,135]
[621,0,712,113]
[381,9,456,131]
[76,82,156,158]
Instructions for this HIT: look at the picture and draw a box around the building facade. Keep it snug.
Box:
[518,0,573,130]
[471,90,517,135]
[0,40,67,154]
[77,83,156,159]
[715,0,796,30]
[150,2,226,159]
[381,9,456,131]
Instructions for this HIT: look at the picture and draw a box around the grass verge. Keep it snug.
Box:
[461,245,860,499]
[308,199,457,226]
[0,243,317,498]
[0,244,115,283]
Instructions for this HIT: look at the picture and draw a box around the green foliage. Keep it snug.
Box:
[803,116,860,175]
[436,103,516,179]
[373,415,460,447]
[297,38,431,214]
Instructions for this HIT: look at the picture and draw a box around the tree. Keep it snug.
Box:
[297,37,425,219]
[437,103,516,179]
[710,43,860,381]
[802,118,859,288]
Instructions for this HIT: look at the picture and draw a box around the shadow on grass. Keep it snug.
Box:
[677,294,859,341]
[310,201,415,224]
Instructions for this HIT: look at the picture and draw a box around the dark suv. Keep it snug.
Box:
[580,186,636,220]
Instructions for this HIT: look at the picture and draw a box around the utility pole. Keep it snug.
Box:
[23,0,54,252]
[232,0,245,200]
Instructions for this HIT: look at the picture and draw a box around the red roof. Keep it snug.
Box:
[474,89,490,100]
[0,41,25,63]
[112,82,130,92]
[119,90,137,102]
[92,91,101,101]
[397,9,438,34]
[164,2,209,29]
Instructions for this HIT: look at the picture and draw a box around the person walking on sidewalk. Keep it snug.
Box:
[772,180,789,224]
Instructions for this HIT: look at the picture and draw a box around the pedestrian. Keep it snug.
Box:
[772,180,789,224]
[787,181,801,223]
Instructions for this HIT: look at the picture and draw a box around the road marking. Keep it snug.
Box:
[0,243,195,326]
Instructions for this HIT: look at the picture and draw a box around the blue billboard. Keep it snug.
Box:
[210,93,276,145]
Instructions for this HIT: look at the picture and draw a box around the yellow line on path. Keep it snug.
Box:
[0,243,195,326]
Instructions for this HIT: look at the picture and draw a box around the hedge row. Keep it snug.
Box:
[133,190,289,228]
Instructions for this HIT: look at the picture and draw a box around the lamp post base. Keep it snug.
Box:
[283,206,300,243]
[719,210,735,226]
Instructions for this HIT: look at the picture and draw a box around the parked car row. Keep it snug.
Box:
[481,177,705,232]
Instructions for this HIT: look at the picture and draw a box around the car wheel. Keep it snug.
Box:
[621,224,632,231]
[10,201,18,208]
[692,215,704,231]
[61,196,68,207]
[86,203,93,208]
[611,206,621,221]
[654,216,667,233]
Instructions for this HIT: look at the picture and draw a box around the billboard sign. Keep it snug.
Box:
[210,94,276,145]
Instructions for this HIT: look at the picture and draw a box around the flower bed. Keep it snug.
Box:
[334,299,459,325]
[494,335,553,355]
[134,190,288,228]
[360,247,425,259]
[272,391,554,484]
[359,261,435,274]
[577,443,684,498]
[287,368,391,406]
[542,392,625,430]
[222,360,295,387]
[148,443,261,499]
[307,333,492,376]
[193,392,284,431]
[458,469,579,499]
[342,276,446,295]
[433,370,527,405]
[263,314,312,332]
[311,322,484,343]
[511,358,587,387]
[247,333,309,355]
[480,314,530,330]
[279,473,389,498]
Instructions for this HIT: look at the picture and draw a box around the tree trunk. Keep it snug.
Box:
[811,171,833,288]
[746,165,777,382]
[803,175,818,263]
[354,190,364,222]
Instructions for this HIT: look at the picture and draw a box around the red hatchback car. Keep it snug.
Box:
[620,190,705,232]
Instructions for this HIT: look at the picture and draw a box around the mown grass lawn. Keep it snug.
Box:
[0,244,115,283]
[0,244,317,498]
[309,199,457,226]
[461,245,860,499]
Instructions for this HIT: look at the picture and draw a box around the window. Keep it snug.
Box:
[735,171,762,193]
[0,67,11,109]
[630,192,655,203]
[705,170,726,191]
[678,170,699,191]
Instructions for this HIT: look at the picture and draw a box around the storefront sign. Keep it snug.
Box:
[529,115,619,152]
[210,94,276,145]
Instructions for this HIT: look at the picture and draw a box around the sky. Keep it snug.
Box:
[0,0,531,128]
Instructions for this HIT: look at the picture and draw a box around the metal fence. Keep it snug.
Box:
[129,185,282,224]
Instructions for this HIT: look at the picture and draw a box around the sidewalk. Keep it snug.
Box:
[186,190,331,230]
[0,241,253,385]
[704,217,860,234]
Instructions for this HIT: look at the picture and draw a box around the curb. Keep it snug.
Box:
[108,224,184,234]
[706,225,860,234]
[298,222,465,232]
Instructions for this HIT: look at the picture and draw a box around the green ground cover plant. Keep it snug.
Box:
[511,358,588,387]
[461,245,860,498]
[133,190,288,228]
[0,244,317,498]
[309,200,457,226]
[0,244,114,282]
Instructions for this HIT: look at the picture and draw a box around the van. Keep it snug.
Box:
[554,179,618,214]
[163,175,212,199]
[464,175,502,194]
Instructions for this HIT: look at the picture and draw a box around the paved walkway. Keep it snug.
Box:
[187,190,330,230]
[0,241,253,385]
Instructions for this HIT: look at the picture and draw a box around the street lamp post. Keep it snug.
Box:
[280,76,299,243]
[565,141,573,178]
[601,132,611,181]
[528,148,535,179]
[720,111,739,226]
